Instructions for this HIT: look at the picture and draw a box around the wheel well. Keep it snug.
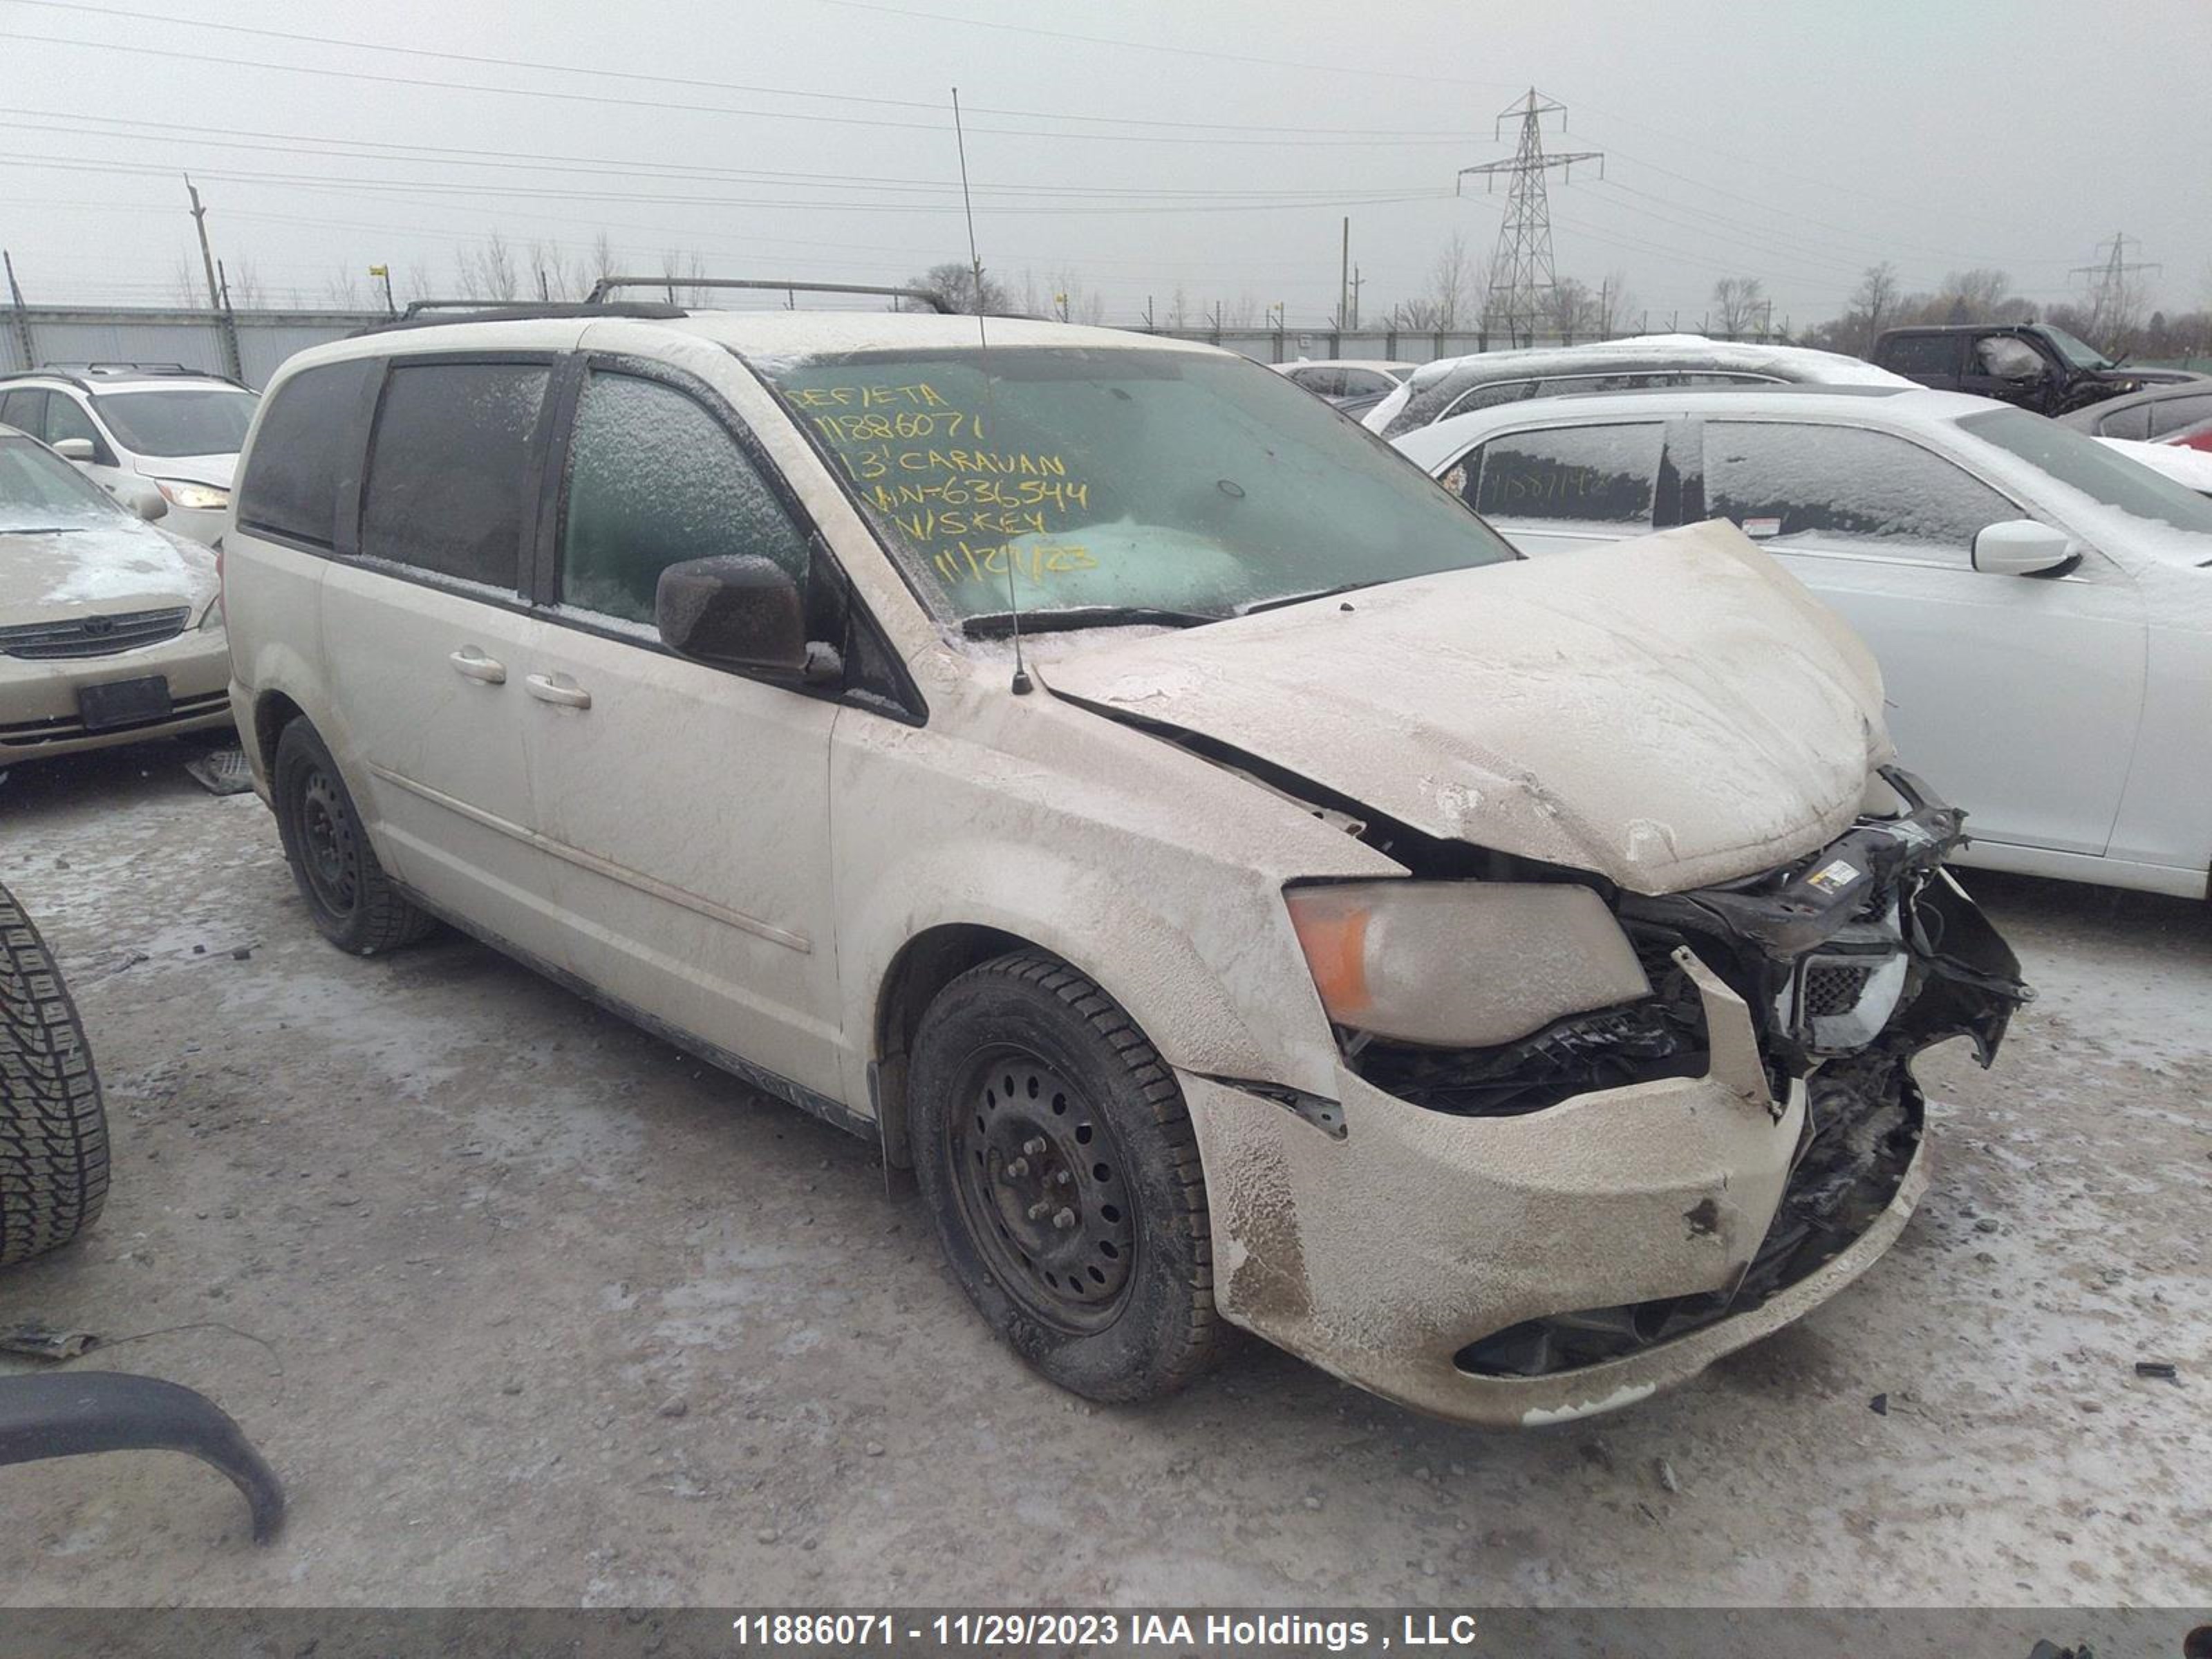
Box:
[252,691,305,774]
[872,924,1029,1169]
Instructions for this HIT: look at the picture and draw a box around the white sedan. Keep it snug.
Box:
[1395,385,2212,898]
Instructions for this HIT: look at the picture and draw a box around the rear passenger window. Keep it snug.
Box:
[2146,394,2212,438]
[2095,405,2152,440]
[361,362,548,588]
[0,388,47,437]
[558,371,811,626]
[1881,335,1958,377]
[238,358,377,548]
[1705,422,2015,561]
[1470,423,1664,530]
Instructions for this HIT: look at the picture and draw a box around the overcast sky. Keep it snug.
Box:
[3,0,2206,331]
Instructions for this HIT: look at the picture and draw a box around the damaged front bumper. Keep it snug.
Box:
[1190,770,2028,1429]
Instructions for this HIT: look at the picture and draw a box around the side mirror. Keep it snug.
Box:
[1971,518,2075,577]
[50,437,95,462]
[121,485,167,522]
[655,554,836,681]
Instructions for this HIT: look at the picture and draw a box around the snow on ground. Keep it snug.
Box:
[0,738,2204,1607]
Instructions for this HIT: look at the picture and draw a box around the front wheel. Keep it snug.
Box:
[908,951,1224,1403]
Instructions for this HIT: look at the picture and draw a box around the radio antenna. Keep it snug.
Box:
[952,86,1030,695]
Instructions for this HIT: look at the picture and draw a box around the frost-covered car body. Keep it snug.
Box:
[0,367,257,546]
[1361,333,1910,440]
[0,426,229,762]
[221,312,2023,1427]
[1398,384,2212,898]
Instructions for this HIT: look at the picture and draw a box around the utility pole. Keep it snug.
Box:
[3,249,35,369]
[184,174,243,379]
[1457,88,1602,349]
[1143,294,1154,330]
[368,264,395,316]
[1339,216,1350,330]
[2071,231,2159,349]
[1349,265,1365,331]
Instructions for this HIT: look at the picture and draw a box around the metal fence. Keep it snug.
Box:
[1,305,386,388]
[3,303,1723,388]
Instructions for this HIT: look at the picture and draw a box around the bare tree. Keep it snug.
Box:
[588,232,618,297]
[1428,232,1476,330]
[1712,275,1766,336]
[1851,263,1900,350]
[1168,283,1191,330]
[225,260,265,310]
[907,260,1012,315]
[456,231,520,301]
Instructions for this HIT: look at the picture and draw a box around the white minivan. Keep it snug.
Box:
[221,305,2025,1427]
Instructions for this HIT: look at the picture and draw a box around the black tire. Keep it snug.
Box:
[908,950,1223,1403]
[0,883,109,1268]
[271,719,435,956]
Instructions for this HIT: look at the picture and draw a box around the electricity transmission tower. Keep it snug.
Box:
[1459,88,1602,347]
[2070,232,2158,345]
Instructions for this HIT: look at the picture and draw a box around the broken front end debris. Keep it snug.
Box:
[1190,768,2030,1427]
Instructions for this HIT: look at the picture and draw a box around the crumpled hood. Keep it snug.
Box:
[1,519,219,622]
[133,452,236,491]
[1043,521,1893,895]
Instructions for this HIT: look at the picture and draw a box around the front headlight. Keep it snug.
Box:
[1286,880,1652,1047]
[156,479,229,512]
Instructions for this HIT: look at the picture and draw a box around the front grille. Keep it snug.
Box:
[0,606,191,659]
[0,688,228,746]
[1803,962,1876,1018]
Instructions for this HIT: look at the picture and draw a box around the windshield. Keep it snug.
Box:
[0,435,127,531]
[758,346,1515,623]
[1958,406,2212,542]
[91,386,259,456]
[2038,327,2114,372]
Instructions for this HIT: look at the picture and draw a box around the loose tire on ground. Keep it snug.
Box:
[0,883,109,1268]
[908,950,1224,1403]
[271,718,435,956]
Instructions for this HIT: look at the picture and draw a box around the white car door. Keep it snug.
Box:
[1448,419,1669,558]
[1698,418,2147,857]
[317,352,577,968]
[516,357,846,1101]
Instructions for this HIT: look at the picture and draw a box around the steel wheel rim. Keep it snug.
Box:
[297,767,360,917]
[946,1044,1137,1334]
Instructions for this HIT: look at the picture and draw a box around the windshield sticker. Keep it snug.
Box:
[787,378,1097,588]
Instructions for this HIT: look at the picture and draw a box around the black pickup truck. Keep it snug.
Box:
[1871,322,2202,416]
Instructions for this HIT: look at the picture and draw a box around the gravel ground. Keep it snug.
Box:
[1,738,2206,1609]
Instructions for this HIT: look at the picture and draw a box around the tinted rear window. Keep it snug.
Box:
[361,362,549,590]
[238,359,376,547]
[1880,335,1959,377]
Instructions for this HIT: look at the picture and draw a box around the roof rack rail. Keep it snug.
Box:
[5,361,247,389]
[353,299,689,337]
[585,276,956,314]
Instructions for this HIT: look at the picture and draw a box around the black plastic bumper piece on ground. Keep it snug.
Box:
[0,1371,285,1543]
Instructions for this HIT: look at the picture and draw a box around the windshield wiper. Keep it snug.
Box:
[1236,580,1388,617]
[962,605,1219,638]
[0,525,84,536]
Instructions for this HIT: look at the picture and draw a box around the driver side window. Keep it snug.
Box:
[559,371,811,626]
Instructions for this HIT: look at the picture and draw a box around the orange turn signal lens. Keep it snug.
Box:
[1285,888,1373,1022]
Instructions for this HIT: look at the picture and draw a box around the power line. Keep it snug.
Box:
[8,0,1494,139]
[0,28,1483,148]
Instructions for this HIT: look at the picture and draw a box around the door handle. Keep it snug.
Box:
[525,673,591,711]
[449,647,506,684]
